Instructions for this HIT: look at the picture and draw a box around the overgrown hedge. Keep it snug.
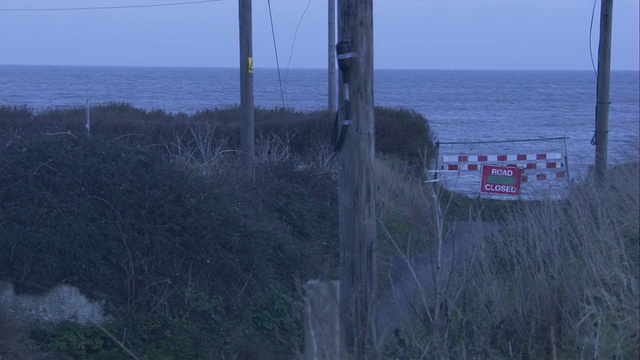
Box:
[0,136,338,358]
[0,104,435,358]
[0,103,435,166]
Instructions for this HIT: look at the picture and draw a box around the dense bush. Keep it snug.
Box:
[0,103,435,165]
[0,104,435,358]
[0,134,338,358]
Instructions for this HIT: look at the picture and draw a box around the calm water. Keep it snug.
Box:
[1,65,637,195]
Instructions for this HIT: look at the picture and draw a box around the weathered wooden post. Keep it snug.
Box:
[239,0,255,178]
[336,0,377,358]
[304,280,343,359]
[594,0,613,181]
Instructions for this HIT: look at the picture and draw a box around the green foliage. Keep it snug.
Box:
[32,318,204,360]
[32,323,110,359]
[374,107,436,165]
[4,102,634,359]
[0,104,436,358]
[0,135,335,357]
[0,105,33,124]
[0,103,435,165]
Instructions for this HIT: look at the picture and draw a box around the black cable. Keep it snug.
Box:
[267,0,286,109]
[331,98,352,152]
[330,112,347,152]
[589,0,598,78]
[284,0,312,92]
[0,0,220,12]
[589,0,599,145]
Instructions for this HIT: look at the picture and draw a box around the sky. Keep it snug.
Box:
[0,0,638,71]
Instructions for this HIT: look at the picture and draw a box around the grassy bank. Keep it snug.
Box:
[0,103,434,359]
[1,103,637,359]
[384,161,639,359]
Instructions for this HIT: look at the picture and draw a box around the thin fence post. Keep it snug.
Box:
[304,280,343,360]
[85,100,91,137]
[563,136,571,182]
[434,140,441,181]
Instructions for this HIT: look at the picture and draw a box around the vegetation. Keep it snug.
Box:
[0,103,433,359]
[0,103,637,359]
[383,162,639,359]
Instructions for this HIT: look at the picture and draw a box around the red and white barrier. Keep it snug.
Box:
[441,153,563,163]
[435,152,569,182]
[440,162,563,171]
[522,171,567,183]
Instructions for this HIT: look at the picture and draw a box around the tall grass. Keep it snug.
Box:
[384,162,639,358]
[471,163,639,359]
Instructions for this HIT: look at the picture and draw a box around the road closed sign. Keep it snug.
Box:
[480,165,522,195]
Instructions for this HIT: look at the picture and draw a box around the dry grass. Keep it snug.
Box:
[376,156,437,256]
[162,122,239,176]
[471,162,639,359]
[379,162,639,359]
[426,163,640,359]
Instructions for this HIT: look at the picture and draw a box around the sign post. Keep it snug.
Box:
[480,165,522,195]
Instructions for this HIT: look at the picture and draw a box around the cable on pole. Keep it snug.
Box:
[588,0,598,78]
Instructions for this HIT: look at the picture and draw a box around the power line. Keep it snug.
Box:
[267,0,286,109]
[589,0,598,146]
[588,0,598,78]
[0,0,220,12]
[284,0,312,95]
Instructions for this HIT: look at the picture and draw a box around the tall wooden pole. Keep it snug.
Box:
[337,0,377,358]
[595,0,613,181]
[328,0,336,111]
[239,0,255,177]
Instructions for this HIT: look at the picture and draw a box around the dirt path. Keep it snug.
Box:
[376,220,502,343]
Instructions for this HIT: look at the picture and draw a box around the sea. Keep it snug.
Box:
[1,65,638,197]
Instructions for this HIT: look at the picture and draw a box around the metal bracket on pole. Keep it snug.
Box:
[331,40,357,152]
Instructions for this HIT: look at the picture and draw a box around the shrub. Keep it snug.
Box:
[375,107,435,166]
[0,103,436,358]
[0,135,339,358]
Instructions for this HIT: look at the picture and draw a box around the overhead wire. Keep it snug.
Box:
[589,0,599,146]
[284,0,313,95]
[0,0,220,12]
[588,0,599,79]
[267,0,286,109]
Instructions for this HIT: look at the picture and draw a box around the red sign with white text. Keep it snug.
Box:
[480,165,522,195]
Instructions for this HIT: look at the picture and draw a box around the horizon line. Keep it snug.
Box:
[1,63,638,72]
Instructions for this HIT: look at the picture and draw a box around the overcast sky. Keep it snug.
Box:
[1,0,638,70]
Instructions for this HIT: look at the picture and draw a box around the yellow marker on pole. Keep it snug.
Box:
[248,57,254,73]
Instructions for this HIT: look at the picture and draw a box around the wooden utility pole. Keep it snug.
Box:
[239,0,255,177]
[328,0,336,111]
[595,0,613,181]
[337,0,377,358]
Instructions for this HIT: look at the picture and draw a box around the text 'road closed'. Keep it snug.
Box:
[480,165,522,195]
